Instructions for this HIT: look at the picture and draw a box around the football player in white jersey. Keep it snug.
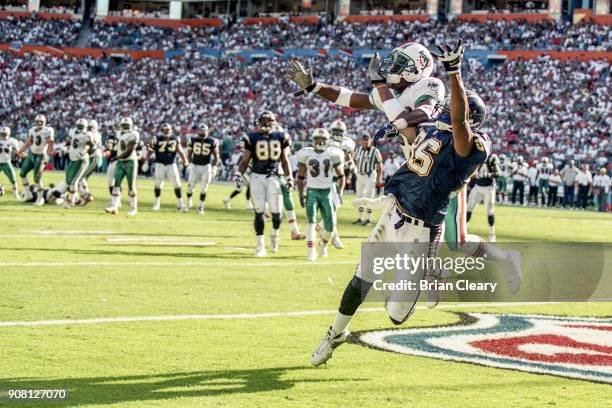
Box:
[62,118,93,207]
[326,119,355,249]
[105,117,140,216]
[16,114,55,203]
[77,119,103,205]
[297,129,345,261]
[537,156,554,206]
[288,43,445,149]
[0,126,20,199]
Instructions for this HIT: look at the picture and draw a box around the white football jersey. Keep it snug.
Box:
[0,137,19,164]
[298,147,343,189]
[68,128,93,161]
[89,130,103,157]
[369,77,445,118]
[28,126,55,155]
[116,129,140,161]
[537,163,554,180]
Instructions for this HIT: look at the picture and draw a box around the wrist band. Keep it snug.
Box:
[335,87,353,107]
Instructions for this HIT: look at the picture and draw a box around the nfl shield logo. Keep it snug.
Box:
[357,313,612,384]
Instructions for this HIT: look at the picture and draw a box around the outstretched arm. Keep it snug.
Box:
[287,60,374,109]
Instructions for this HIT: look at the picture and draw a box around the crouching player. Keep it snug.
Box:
[297,128,345,261]
[0,126,20,199]
[309,40,519,366]
[105,117,140,216]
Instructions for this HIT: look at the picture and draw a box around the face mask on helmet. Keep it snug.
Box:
[380,51,417,84]
[313,136,328,151]
[35,115,46,128]
[0,128,9,140]
[76,119,87,132]
[434,92,486,130]
[161,124,172,136]
[257,115,276,134]
[330,128,344,142]
[198,125,209,137]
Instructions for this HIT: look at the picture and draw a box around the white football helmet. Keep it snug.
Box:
[76,118,88,132]
[311,128,330,152]
[541,157,549,164]
[329,120,347,143]
[88,120,99,132]
[0,126,10,139]
[160,123,172,136]
[34,114,46,128]
[119,117,133,131]
[380,42,434,84]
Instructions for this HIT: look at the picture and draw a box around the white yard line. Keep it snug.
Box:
[0,302,561,328]
[0,261,356,267]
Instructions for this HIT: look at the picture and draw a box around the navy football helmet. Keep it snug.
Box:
[435,90,487,130]
[256,111,277,134]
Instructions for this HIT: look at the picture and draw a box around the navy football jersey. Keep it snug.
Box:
[243,131,291,175]
[385,124,491,226]
[106,135,118,160]
[189,136,218,166]
[150,135,180,165]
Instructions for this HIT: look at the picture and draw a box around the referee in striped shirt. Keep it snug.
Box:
[353,134,383,225]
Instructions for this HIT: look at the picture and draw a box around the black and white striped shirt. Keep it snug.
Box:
[354,146,382,175]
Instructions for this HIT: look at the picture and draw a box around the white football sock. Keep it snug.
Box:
[331,312,353,336]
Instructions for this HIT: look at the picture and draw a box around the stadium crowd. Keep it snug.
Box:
[0,15,608,51]
[0,16,80,46]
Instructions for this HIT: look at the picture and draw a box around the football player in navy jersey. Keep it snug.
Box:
[237,111,294,257]
[143,123,189,211]
[310,40,521,367]
[186,124,219,214]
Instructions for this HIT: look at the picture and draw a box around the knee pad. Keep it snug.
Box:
[254,212,265,235]
[339,276,371,316]
[271,213,281,230]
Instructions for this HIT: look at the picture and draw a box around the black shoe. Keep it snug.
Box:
[363,220,371,226]
[352,219,363,225]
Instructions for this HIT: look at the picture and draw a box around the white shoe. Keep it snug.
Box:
[197,206,205,215]
[33,195,45,206]
[500,250,522,294]
[223,197,231,209]
[105,206,118,214]
[55,197,65,206]
[308,248,317,262]
[332,235,344,249]
[426,268,451,309]
[489,233,496,242]
[270,235,279,253]
[128,208,137,217]
[319,244,328,258]
[255,244,267,257]
[152,203,160,211]
[311,327,350,367]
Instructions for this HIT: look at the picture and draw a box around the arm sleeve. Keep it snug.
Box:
[297,149,308,165]
[242,135,252,151]
[281,134,291,150]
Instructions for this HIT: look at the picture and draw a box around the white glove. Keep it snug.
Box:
[431,39,465,75]
[368,53,385,85]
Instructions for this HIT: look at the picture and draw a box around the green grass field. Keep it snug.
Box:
[0,172,610,408]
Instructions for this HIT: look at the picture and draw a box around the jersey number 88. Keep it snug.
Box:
[255,140,281,161]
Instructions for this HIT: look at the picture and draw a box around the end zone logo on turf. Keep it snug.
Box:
[357,313,612,384]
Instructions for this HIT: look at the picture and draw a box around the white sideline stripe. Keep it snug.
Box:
[0,261,355,267]
[0,302,561,328]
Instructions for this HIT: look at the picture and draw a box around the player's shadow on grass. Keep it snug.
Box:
[0,366,350,407]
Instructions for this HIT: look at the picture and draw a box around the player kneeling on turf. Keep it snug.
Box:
[144,123,189,212]
[105,117,140,216]
[297,128,345,261]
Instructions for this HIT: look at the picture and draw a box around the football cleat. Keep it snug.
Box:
[270,235,279,253]
[81,194,94,206]
[426,268,451,309]
[500,250,522,294]
[319,244,328,258]
[291,231,306,240]
[223,197,231,209]
[308,248,317,262]
[128,208,138,217]
[152,203,160,211]
[33,195,45,206]
[105,206,118,214]
[55,197,65,206]
[489,233,496,243]
[197,205,205,215]
[255,244,267,257]
[352,219,363,225]
[311,327,350,367]
[331,235,344,249]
